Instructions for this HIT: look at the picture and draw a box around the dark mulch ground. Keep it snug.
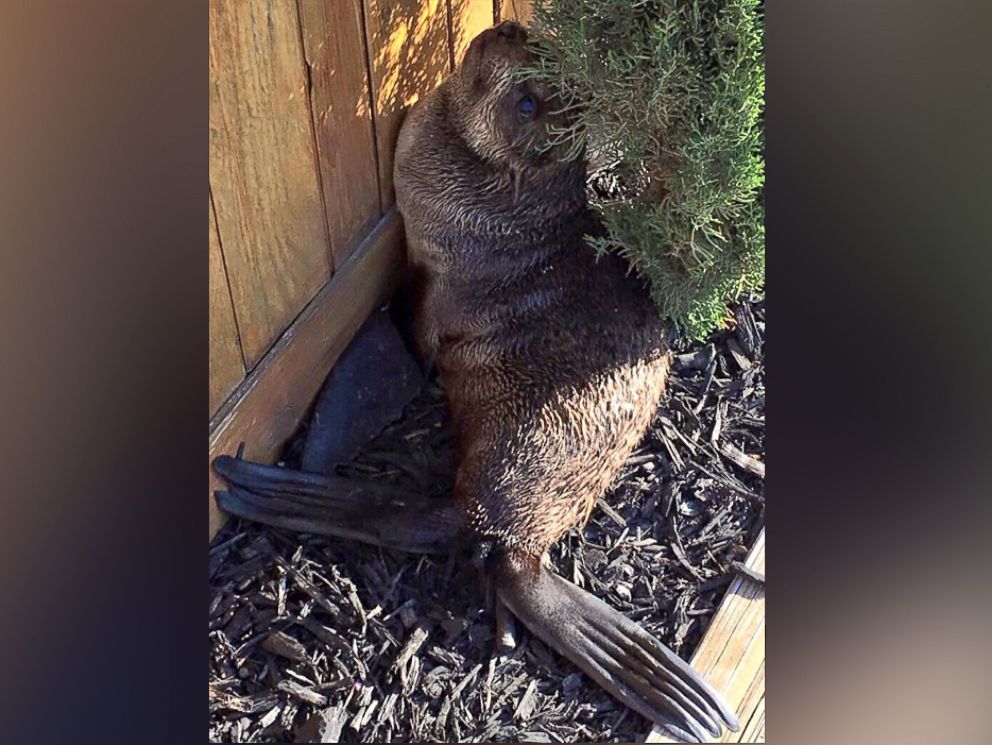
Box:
[209,299,765,743]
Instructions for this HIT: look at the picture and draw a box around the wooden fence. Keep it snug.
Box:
[209,1,533,538]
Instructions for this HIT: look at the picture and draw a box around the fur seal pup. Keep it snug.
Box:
[214,21,739,741]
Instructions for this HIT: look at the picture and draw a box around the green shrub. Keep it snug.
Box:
[523,0,765,339]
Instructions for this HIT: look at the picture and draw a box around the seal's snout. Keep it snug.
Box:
[495,20,527,43]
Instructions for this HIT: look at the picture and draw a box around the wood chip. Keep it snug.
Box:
[392,625,428,675]
[731,560,766,584]
[262,631,308,663]
[595,498,627,527]
[277,680,328,706]
[259,703,282,729]
[294,704,347,743]
[720,441,766,478]
[514,679,539,721]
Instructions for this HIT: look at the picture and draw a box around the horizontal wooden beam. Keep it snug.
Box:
[208,209,405,540]
[646,528,766,743]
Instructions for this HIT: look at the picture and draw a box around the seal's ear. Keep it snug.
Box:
[461,31,490,94]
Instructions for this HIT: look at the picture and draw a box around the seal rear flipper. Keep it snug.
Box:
[212,456,463,554]
[493,551,739,742]
[214,482,463,555]
[213,455,410,508]
[216,483,352,537]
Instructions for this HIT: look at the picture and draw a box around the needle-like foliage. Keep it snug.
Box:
[522,0,764,338]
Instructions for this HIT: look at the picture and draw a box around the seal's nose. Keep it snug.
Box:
[495,20,527,43]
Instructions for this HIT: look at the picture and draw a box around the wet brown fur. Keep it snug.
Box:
[394,22,670,556]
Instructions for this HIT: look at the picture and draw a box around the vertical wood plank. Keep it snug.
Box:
[210,0,332,368]
[299,0,382,265]
[209,194,245,416]
[496,0,533,26]
[734,675,765,743]
[362,0,451,206]
[449,0,495,67]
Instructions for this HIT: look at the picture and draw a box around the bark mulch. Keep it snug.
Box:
[208,298,765,743]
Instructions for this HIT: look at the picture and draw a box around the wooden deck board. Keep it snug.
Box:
[647,529,765,743]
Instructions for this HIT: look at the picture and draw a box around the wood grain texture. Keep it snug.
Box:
[496,0,533,25]
[208,209,405,540]
[449,0,495,68]
[736,671,765,744]
[362,0,451,206]
[646,529,766,743]
[300,0,382,265]
[210,0,332,368]
[209,193,246,416]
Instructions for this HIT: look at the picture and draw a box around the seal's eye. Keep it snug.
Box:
[518,95,537,119]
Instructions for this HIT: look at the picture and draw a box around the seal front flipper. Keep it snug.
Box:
[212,456,463,554]
[300,307,424,473]
[493,550,739,742]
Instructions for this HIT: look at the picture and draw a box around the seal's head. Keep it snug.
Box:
[450,21,575,172]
